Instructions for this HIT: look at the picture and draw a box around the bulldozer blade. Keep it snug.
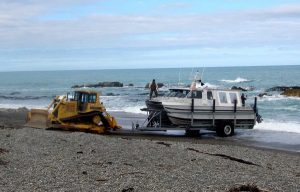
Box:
[25,109,49,129]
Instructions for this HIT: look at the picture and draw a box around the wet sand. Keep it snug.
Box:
[0,108,299,191]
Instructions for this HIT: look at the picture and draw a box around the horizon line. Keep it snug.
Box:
[0,64,299,73]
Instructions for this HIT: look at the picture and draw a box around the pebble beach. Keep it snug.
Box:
[0,108,299,191]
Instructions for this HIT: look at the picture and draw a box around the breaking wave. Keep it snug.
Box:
[220,77,253,83]
[258,94,300,102]
[0,95,50,100]
[109,105,146,114]
[255,120,300,133]
[203,83,219,88]
[0,103,47,109]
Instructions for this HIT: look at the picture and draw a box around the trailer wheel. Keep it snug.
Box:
[216,122,234,137]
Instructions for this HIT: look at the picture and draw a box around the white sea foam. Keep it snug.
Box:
[0,103,47,109]
[109,105,146,114]
[158,86,170,92]
[204,83,219,88]
[220,77,253,83]
[255,120,300,133]
[259,94,300,101]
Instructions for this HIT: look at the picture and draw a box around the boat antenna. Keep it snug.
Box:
[189,68,194,81]
[178,66,182,86]
[200,63,205,81]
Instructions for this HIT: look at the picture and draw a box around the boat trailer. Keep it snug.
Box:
[132,98,262,137]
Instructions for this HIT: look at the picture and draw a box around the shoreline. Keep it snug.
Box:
[0,107,299,153]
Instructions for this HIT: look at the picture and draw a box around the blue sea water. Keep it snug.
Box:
[0,65,299,135]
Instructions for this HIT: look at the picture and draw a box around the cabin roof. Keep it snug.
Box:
[169,87,241,92]
[74,90,99,94]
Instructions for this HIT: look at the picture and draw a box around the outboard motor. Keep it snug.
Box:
[253,97,263,123]
[256,113,263,123]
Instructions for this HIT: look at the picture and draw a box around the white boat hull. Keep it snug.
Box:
[163,103,256,129]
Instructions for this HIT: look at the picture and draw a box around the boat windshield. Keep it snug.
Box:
[187,91,202,99]
[207,91,213,100]
[166,89,189,98]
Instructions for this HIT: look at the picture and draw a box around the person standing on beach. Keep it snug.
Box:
[241,93,247,107]
[149,79,158,99]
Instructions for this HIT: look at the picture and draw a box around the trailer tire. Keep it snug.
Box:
[216,122,234,137]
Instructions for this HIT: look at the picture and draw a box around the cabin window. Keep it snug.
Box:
[188,91,202,99]
[80,94,88,103]
[187,91,194,98]
[169,92,177,97]
[74,92,79,101]
[89,94,97,103]
[195,91,202,99]
[219,92,228,103]
[229,93,237,104]
[175,92,184,98]
[67,92,74,101]
[207,91,213,100]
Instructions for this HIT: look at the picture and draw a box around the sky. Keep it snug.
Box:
[0,0,300,71]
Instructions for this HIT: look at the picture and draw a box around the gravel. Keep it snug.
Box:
[0,127,299,192]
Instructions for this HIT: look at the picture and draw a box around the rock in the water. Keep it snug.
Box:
[157,83,164,88]
[127,83,134,87]
[231,86,247,91]
[71,85,81,88]
[266,86,300,92]
[72,82,123,88]
[106,93,115,96]
[281,88,300,97]
[258,92,271,97]
[264,86,300,97]
[10,92,21,95]
[106,93,120,96]
[100,82,123,87]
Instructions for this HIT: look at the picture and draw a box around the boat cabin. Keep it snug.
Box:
[186,89,242,107]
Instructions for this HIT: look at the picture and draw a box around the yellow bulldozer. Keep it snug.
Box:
[26,90,121,134]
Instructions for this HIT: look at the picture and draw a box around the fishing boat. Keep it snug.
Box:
[138,72,262,137]
[162,85,262,136]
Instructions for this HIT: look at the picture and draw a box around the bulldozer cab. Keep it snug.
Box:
[67,91,99,112]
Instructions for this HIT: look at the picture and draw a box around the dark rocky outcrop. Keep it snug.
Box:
[259,86,300,97]
[72,82,123,88]
[231,86,247,91]
[231,86,255,91]
[127,84,134,87]
[145,83,164,89]
[105,93,120,96]
[258,92,272,97]
[281,88,300,97]
[266,86,300,92]
[9,92,21,95]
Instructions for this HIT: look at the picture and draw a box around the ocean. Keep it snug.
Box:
[0,65,300,141]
